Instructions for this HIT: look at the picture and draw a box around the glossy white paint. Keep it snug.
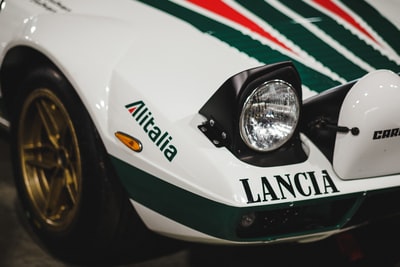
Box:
[0,0,400,244]
[334,70,400,179]
[131,199,344,244]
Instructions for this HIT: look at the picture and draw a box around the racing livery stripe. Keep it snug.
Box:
[280,0,400,71]
[111,156,240,241]
[184,0,296,55]
[238,0,367,81]
[137,0,400,93]
[309,0,378,44]
[137,0,340,92]
[169,0,347,88]
[344,1,400,56]
[111,155,360,241]
[111,155,400,241]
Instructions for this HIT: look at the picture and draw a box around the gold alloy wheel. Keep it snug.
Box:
[18,88,82,231]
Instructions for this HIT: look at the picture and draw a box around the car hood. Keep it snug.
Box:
[21,0,400,151]
[67,0,400,93]
[91,0,400,122]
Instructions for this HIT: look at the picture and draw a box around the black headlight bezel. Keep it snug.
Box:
[198,61,307,167]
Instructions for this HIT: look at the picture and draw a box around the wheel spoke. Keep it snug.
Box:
[23,143,59,170]
[36,99,61,149]
[25,157,59,170]
[64,167,78,205]
[19,87,82,229]
[45,169,65,217]
[23,142,54,152]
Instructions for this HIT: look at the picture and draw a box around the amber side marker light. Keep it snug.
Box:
[115,131,143,152]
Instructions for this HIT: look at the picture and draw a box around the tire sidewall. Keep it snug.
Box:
[10,66,123,261]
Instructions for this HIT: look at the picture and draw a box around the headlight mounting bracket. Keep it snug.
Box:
[198,61,307,167]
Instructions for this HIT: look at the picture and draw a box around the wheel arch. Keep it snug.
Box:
[0,13,136,139]
[0,46,58,115]
[7,61,150,263]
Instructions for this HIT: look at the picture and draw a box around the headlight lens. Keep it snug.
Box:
[240,80,300,152]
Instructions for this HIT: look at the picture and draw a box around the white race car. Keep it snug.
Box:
[1,0,400,264]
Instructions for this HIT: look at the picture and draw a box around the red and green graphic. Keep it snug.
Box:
[138,0,400,92]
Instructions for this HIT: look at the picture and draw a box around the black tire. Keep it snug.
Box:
[10,66,148,265]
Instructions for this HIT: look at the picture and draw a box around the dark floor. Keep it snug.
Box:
[1,129,400,267]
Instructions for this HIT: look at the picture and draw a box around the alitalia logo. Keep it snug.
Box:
[125,101,177,162]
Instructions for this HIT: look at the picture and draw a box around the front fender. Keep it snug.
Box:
[2,12,135,136]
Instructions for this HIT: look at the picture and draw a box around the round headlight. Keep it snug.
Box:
[240,80,300,152]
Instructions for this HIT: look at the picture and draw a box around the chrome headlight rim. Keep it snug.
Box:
[239,79,300,152]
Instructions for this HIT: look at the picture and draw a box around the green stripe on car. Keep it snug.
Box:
[111,155,367,241]
[138,0,400,93]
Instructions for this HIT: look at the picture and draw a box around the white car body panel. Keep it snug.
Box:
[1,0,400,244]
